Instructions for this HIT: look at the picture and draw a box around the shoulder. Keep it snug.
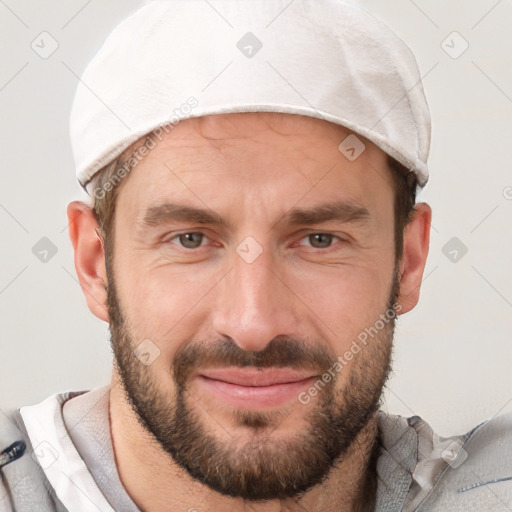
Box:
[0,391,85,512]
[0,409,59,511]
[416,411,512,511]
[375,411,512,511]
[462,410,512,468]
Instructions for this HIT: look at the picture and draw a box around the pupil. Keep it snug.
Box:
[180,233,202,248]
[311,234,332,248]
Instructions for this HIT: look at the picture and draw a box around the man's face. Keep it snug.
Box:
[106,113,399,500]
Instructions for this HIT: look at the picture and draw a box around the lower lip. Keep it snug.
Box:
[196,375,317,409]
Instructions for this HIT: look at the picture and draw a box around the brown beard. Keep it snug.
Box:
[107,258,399,501]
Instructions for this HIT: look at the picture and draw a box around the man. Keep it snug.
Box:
[1,1,511,511]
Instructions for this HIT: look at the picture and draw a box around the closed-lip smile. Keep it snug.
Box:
[195,367,318,409]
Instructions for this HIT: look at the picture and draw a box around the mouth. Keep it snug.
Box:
[195,367,318,409]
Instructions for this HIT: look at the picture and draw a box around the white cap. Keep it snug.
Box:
[70,0,431,193]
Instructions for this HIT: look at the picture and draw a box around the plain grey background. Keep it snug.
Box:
[0,0,511,436]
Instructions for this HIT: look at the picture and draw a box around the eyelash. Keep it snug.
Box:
[165,232,345,251]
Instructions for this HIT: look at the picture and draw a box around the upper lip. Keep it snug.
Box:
[198,367,317,387]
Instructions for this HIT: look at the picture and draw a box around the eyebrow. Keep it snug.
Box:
[141,201,370,229]
[142,203,229,228]
[286,201,370,226]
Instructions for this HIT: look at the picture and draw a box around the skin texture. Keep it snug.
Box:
[67,112,431,511]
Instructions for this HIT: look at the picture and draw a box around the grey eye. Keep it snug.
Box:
[178,232,204,249]
[307,233,334,248]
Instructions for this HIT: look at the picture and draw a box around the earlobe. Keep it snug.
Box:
[67,201,109,322]
[396,202,432,315]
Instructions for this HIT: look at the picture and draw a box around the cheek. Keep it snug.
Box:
[288,260,395,349]
[114,258,219,342]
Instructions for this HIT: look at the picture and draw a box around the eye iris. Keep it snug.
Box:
[309,233,333,248]
[179,233,203,249]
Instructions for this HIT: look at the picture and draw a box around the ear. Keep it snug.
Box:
[396,202,432,315]
[67,201,109,322]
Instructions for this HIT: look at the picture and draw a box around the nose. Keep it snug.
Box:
[210,248,298,352]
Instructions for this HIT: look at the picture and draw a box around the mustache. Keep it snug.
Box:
[172,335,337,387]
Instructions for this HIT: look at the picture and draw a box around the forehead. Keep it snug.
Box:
[115,113,394,219]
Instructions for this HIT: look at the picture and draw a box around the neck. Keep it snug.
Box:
[109,379,380,512]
